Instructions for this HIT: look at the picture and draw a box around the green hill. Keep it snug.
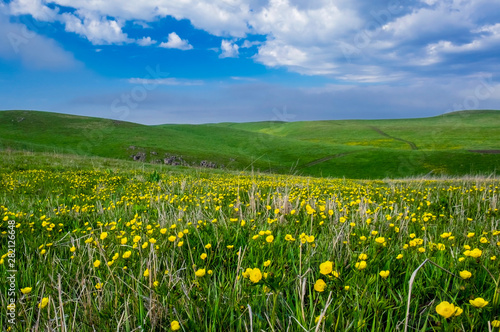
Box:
[1,110,499,178]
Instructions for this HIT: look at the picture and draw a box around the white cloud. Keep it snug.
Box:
[61,11,130,45]
[8,0,58,21]
[159,32,193,50]
[0,12,79,70]
[128,78,203,86]
[136,36,156,47]
[241,40,261,48]
[219,40,238,58]
[5,0,500,80]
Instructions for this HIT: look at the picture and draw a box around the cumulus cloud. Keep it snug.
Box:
[159,32,193,50]
[136,36,156,46]
[5,0,500,81]
[61,11,130,45]
[220,40,239,58]
[8,0,58,21]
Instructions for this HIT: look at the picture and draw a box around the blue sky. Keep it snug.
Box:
[0,0,499,124]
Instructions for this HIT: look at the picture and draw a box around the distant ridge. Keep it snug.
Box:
[1,109,499,179]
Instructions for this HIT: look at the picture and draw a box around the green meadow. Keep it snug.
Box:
[0,150,499,331]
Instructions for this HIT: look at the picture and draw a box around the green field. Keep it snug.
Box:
[0,110,499,178]
[1,151,499,331]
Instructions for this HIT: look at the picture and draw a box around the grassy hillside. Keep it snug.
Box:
[215,110,500,151]
[1,110,499,178]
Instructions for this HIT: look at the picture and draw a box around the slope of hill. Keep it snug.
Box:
[1,110,499,178]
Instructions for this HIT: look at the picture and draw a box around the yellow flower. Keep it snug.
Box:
[469,297,488,308]
[467,232,475,238]
[21,287,32,294]
[491,320,500,328]
[168,235,176,242]
[93,260,101,268]
[375,237,385,244]
[436,243,446,251]
[459,270,472,279]
[100,232,108,240]
[396,254,403,259]
[142,242,148,249]
[454,306,463,316]
[121,237,128,245]
[38,297,49,309]
[149,238,157,243]
[266,235,274,243]
[314,279,326,292]
[263,260,271,267]
[133,235,141,243]
[285,234,295,242]
[469,248,482,258]
[160,228,167,234]
[177,241,184,247]
[344,285,350,291]
[195,269,206,277]
[319,261,333,275]
[379,270,390,279]
[70,246,76,252]
[122,251,131,259]
[143,269,150,277]
[200,253,207,260]
[95,283,102,290]
[332,270,340,278]
[249,268,262,283]
[205,243,212,249]
[153,281,159,287]
[242,268,252,278]
[355,261,367,270]
[170,320,181,331]
[435,301,456,318]
[359,236,367,241]
[358,253,368,260]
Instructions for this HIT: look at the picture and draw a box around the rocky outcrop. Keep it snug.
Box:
[200,160,217,168]
[131,151,146,161]
[164,155,187,166]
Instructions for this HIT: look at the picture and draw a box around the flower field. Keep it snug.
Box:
[1,164,499,331]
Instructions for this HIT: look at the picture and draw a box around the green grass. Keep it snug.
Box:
[1,109,499,179]
[0,151,499,331]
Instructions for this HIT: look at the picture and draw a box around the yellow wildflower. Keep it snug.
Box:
[314,279,326,292]
[435,301,455,318]
[319,261,333,275]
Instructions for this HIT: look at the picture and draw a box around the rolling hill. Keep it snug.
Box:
[1,109,499,178]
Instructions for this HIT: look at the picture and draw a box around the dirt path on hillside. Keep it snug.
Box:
[297,151,363,169]
[369,126,418,150]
